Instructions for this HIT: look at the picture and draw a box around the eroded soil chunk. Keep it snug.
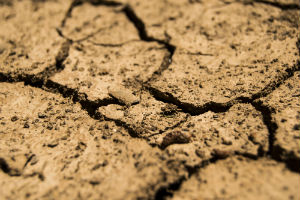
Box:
[148,1,300,108]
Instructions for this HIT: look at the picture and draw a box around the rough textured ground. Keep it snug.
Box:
[0,0,299,199]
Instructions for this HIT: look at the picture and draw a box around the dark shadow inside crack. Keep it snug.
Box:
[249,0,300,10]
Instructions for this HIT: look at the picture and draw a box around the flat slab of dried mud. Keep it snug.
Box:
[0,0,299,199]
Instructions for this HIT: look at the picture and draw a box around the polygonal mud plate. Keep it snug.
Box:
[0,0,71,75]
[145,1,299,109]
[150,38,299,110]
[50,40,169,103]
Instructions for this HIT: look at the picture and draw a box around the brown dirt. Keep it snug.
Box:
[0,0,299,199]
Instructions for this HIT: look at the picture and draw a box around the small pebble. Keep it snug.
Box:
[24,122,30,128]
[108,86,139,106]
[11,116,19,122]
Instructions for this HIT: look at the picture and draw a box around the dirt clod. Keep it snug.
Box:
[161,131,191,149]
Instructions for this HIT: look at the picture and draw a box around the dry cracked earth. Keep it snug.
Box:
[0,0,300,199]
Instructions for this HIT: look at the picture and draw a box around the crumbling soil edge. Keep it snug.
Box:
[251,0,300,10]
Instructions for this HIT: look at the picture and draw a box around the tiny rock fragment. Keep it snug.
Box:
[10,116,18,122]
[108,86,139,106]
[161,131,191,149]
[98,105,124,120]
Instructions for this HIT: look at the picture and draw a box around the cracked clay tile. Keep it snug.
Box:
[126,0,226,43]
[0,82,186,200]
[148,2,299,108]
[152,104,269,166]
[0,0,71,75]
[61,2,139,43]
[170,156,300,200]
[128,0,299,51]
[50,40,169,103]
[256,72,300,165]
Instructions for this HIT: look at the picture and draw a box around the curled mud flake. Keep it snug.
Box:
[160,131,191,149]
[108,86,139,106]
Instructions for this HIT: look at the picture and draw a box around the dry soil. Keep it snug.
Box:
[0,0,300,199]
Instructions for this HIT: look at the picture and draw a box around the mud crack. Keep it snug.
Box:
[147,59,300,117]
[251,101,277,155]
[252,95,300,173]
[0,35,120,122]
[60,0,84,28]
[145,58,300,173]
[122,5,176,81]
[146,86,246,116]
[153,153,260,200]
[249,0,300,10]
[87,39,140,47]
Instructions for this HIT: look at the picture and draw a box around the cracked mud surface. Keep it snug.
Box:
[0,0,299,199]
